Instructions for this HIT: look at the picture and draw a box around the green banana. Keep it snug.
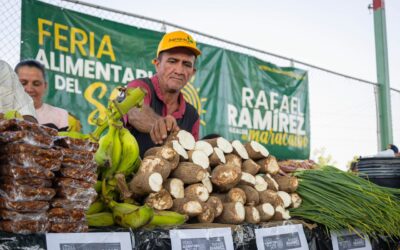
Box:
[108,200,139,213]
[88,117,109,141]
[102,121,123,179]
[86,200,107,215]
[112,87,146,118]
[111,202,154,229]
[4,110,23,120]
[148,210,188,227]
[58,131,90,139]
[102,178,117,204]
[115,127,140,176]
[131,157,142,174]
[111,122,122,168]
[87,212,115,227]
[93,180,102,193]
[94,121,116,167]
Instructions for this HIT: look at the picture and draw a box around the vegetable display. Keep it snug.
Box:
[290,166,400,238]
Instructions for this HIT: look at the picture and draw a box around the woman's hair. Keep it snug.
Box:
[14,59,47,82]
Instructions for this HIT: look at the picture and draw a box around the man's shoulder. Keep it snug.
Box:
[127,77,153,88]
[184,101,199,119]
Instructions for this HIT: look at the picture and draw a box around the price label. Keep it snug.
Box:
[331,229,372,250]
[170,228,234,250]
[46,232,133,250]
[255,224,309,250]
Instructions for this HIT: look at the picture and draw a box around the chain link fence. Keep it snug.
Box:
[1,0,399,168]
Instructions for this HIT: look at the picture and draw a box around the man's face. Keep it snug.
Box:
[17,66,47,108]
[155,47,196,94]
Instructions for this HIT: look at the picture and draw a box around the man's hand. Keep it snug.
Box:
[150,115,180,144]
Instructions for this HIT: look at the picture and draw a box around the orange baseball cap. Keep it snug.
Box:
[156,30,201,58]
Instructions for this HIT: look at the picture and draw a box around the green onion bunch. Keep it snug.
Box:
[290,166,400,238]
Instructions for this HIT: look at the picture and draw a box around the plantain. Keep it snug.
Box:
[110,202,154,229]
[131,157,142,174]
[58,131,90,140]
[115,127,140,177]
[93,180,102,193]
[108,200,139,213]
[111,122,123,168]
[94,121,117,167]
[112,87,146,118]
[86,199,107,215]
[87,212,115,227]
[147,210,188,228]
[88,116,109,141]
[102,178,117,205]
[102,121,123,179]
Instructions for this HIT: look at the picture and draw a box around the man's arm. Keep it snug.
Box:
[127,105,179,144]
[127,105,160,133]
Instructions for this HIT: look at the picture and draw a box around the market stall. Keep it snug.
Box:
[0,102,399,249]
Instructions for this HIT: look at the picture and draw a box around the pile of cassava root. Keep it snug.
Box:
[128,130,302,225]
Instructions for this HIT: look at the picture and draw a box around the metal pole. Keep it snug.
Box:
[372,0,393,150]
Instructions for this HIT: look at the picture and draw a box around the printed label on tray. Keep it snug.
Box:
[46,232,132,250]
[255,224,309,250]
[60,242,121,250]
[170,228,233,250]
[331,229,372,250]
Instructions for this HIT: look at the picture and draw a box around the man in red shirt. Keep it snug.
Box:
[126,30,201,156]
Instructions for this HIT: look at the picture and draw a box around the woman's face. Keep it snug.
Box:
[17,66,47,108]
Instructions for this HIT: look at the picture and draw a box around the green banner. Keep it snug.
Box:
[21,0,310,159]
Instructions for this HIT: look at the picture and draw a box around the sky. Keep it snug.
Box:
[87,0,400,86]
[84,0,400,169]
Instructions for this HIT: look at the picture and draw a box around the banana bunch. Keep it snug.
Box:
[108,200,153,229]
[87,212,115,227]
[85,87,188,229]
[95,119,120,170]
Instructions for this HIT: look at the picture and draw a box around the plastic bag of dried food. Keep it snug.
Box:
[55,177,93,189]
[0,184,56,201]
[48,208,85,223]
[0,153,61,171]
[56,186,97,202]
[0,131,53,148]
[54,136,99,152]
[49,221,88,233]
[0,197,49,212]
[59,147,94,161]
[0,119,57,137]
[0,143,62,159]
[61,157,97,171]
[0,220,49,234]
[51,198,92,210]
[0,209,47,221]
[0,177,52,188]
[0,165,55,179]
[59,167,97,184]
